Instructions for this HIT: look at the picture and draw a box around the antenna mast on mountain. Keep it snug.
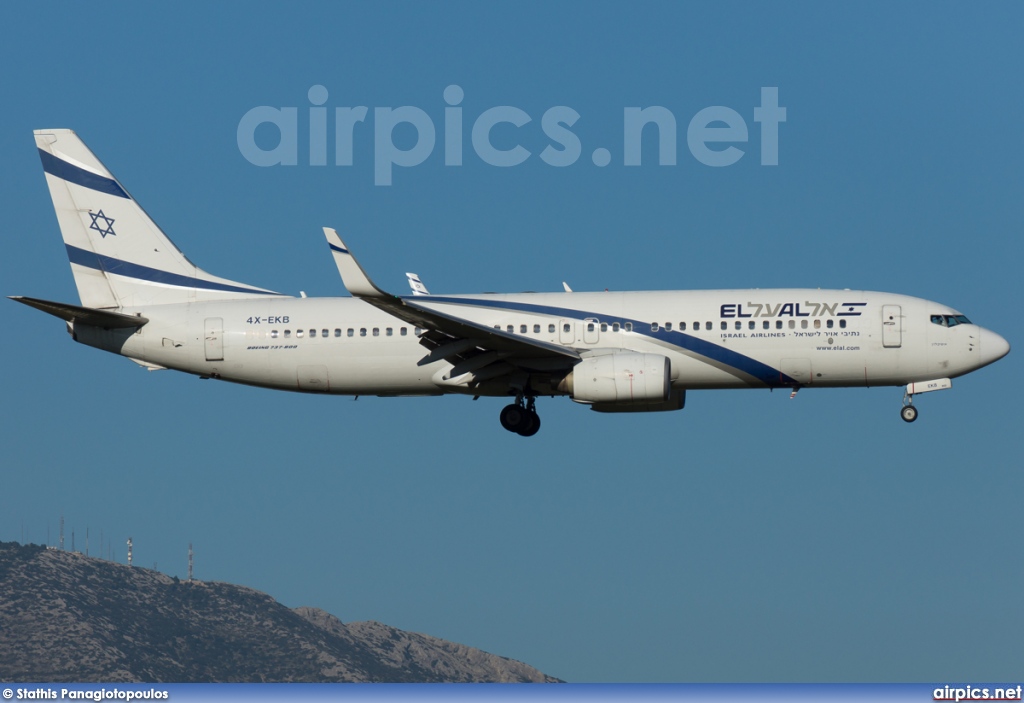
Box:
[127,537,133,567]
[188,542,194,583]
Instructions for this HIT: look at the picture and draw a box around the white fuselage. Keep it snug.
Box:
[26,129,1011,432]
[74,288,998,398]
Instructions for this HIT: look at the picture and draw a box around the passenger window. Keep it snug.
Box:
[826,319,834,329]
[284,330,292,338]
[415,327,423,335]
[271,330,279,339]
[401,328,408,336]
[612,322,620,332]
[323,329,329,337]
[534,324,541,333]
[679,322,686,331]
[840,320,847,329]
[296,330,304,338]
[651,323,659,332]
[776,320,783,330]
[721,321,727,331]
[347,328,354,337]
[763,321,769,330]
[664,322,672,331]
[801,320,808,329]
[588,322,596,332]
[813,319,820,329]
[548,324,556,333]
[521,324,528,333]
[334,329,341,337]
[625,322,633,332]
[309,329,316,338]
[563,323,571,333]
[507,325,514,333]
[788,320,795,329]
[735,321,742,330]
[386,328,393,336]
[600,323,608,332]
[373,328,379,336]
[360,328,367,337]
[748,321,755,330]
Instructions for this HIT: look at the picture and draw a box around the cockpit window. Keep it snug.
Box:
[931,314,972,327]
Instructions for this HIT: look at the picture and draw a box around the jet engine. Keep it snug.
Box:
[558,352,675,409]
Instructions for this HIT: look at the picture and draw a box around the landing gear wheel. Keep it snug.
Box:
[500,404,527,433]
[900,405,918,423]
[517,410,541,437]
[499,398,542,436]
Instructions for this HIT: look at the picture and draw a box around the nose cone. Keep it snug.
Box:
[980,328,1011,368]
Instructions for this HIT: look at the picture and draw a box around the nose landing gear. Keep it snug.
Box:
[900,378,953,423]
[900,388,919,423]
[500,395,541,436]
[900,402,918,423]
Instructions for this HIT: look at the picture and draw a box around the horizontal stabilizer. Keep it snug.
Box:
[9,296,148,328]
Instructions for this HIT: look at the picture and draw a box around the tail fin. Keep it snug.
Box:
[34,129,282,308]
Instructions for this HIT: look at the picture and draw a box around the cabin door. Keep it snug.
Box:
[882,305,902,348]
[204,318,224,361]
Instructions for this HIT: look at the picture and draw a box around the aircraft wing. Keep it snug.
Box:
[322,228,580,373]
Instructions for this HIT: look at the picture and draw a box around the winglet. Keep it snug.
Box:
[406,272,430,296]
[323,228,389,298]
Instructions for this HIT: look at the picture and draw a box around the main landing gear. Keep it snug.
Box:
[500,396,541,437]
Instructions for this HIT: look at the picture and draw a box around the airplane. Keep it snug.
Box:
[12,129,1011,436]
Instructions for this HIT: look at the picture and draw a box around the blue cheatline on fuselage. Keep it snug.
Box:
[412,295,797,387]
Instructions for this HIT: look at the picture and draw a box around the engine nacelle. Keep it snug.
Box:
[559,352,672,406]
[590,389,685,413]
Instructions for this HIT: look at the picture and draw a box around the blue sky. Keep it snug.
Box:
[1,1,1022,683]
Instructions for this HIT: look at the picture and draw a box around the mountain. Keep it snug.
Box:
[0,541,559,683]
